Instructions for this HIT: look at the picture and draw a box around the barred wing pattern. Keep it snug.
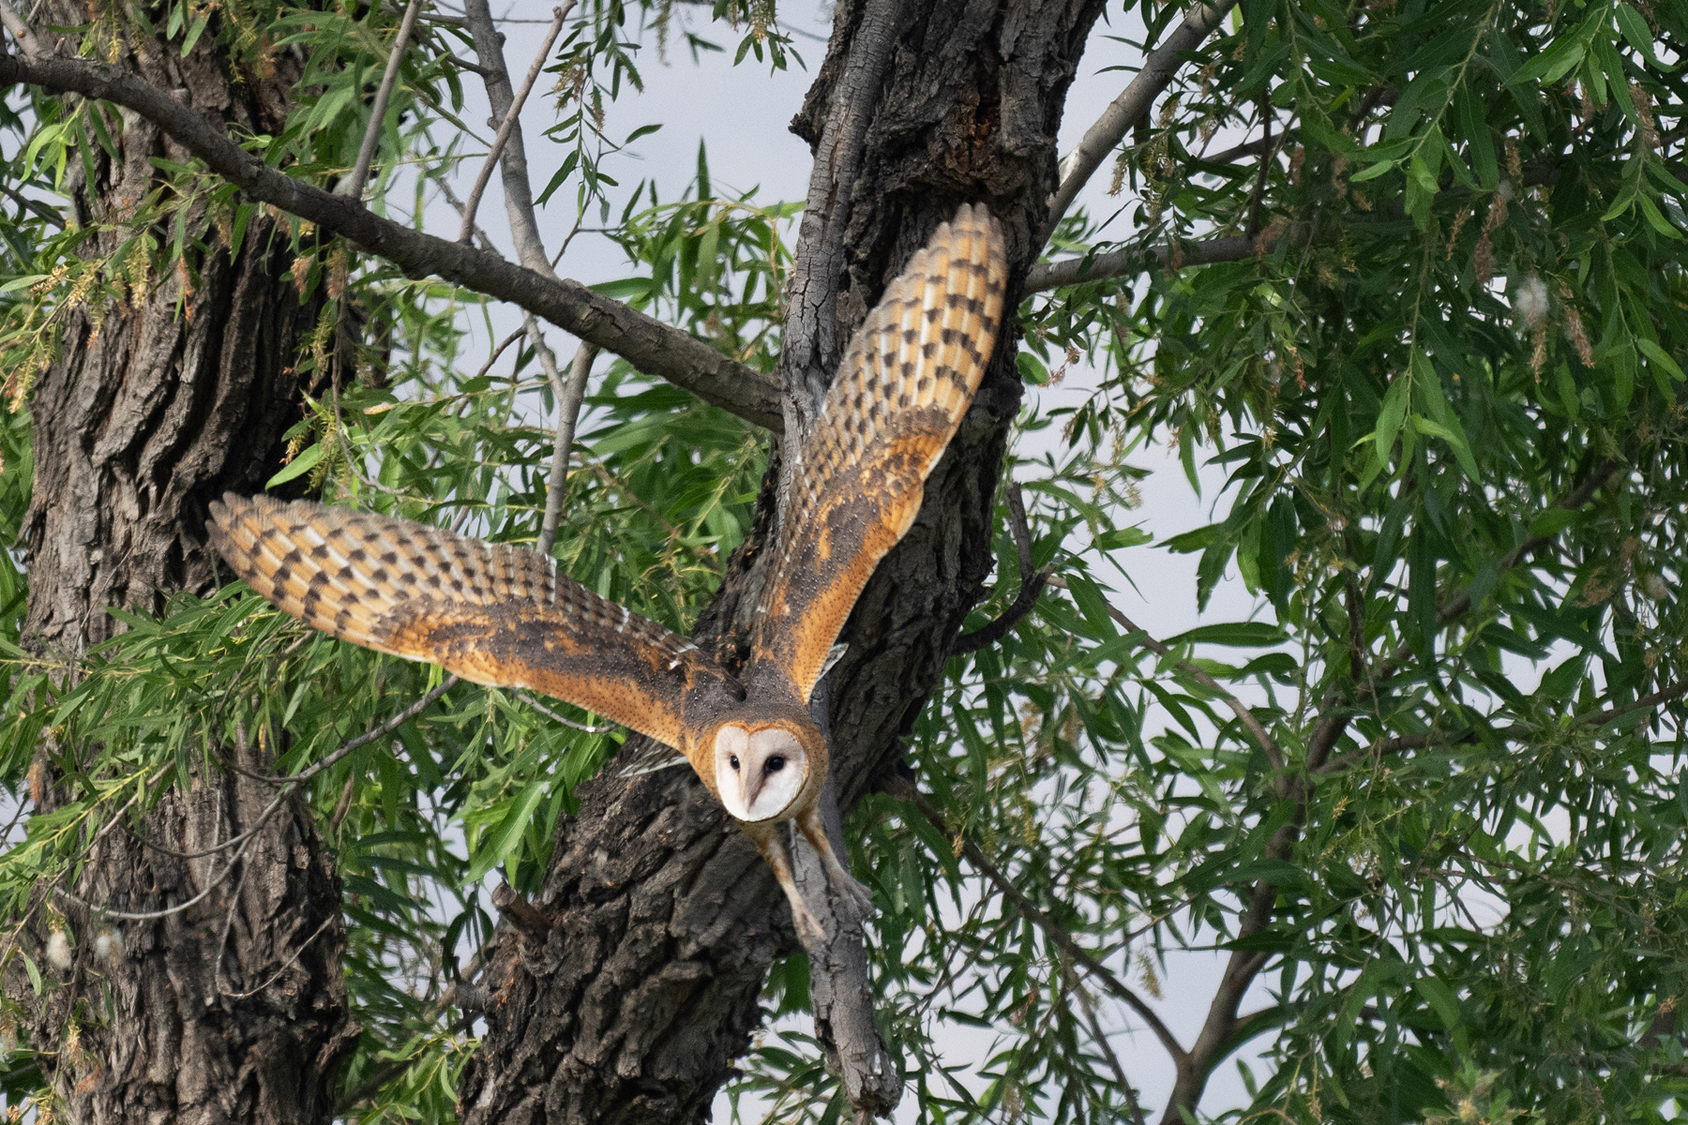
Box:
[208,494,741,752]
[752,204,1008,702]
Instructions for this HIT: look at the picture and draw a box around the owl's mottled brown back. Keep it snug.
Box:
[752,204,1009,702]
[208,494,741,751]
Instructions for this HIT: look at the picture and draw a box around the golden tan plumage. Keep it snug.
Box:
[209,204,1009,946]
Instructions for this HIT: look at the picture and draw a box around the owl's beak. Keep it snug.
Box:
[742,771,766,809]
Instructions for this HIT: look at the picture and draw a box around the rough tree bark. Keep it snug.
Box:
[7,9,352,1123]
[454,2,1106,1122]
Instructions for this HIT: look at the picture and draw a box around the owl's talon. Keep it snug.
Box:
[792,900,827,948]
[831,872,876,921]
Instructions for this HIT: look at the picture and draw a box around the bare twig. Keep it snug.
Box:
[537,340,596,556]
[457,4,570,245]
[461,0,565,278]
[0,50,784,429]
[66,676,457,880]
[1043,574,1285,773]
[1025,233,1270,292]
[0,181,63,227]
[516,690,616,734]
[1042,0,1239,246]
[0,0,45,57]
[472,325,530,383]
[336,0,425,202]
[952,483,1050,654]
[884,776,1189,1068]
[1064,964,1148,1125]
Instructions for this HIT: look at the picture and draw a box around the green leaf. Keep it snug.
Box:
[1095,527,1151,550]
[1413,976,1462,1030]
[1374,372,1411,465]
[1615,4,1662,66]
[1527,507,1581,537]
[1063,574,1119,640]
[1510,37,1585,87]
[1348,158,1397,184]
[468,779,551,883]
[1166,622,1288,648]
[1637,337,1686,382]
[1410,416,1480,483]
[181,8,211,55]
[266,442,324,487]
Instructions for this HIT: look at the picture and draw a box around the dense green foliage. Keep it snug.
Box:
[1,0,1687,1122]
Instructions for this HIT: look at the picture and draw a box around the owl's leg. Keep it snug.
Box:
[742,821,825,947]
[796,805,876,921]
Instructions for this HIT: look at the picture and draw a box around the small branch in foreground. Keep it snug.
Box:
[517,690,616,734]
[457,4,569,245]
[1064,964,1149,1125]
[336,0,424,202]
[882,775,1189,1069]
[0,181,63,227]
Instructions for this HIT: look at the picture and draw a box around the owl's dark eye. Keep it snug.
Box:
[765,756,785,773]
[729,755,741,771]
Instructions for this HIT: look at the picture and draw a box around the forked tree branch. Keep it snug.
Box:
[952,483,1051,654]
[0,49,784,430]
[1044,574,1285,774]
[462,0,557,277]
[457,3,570,245]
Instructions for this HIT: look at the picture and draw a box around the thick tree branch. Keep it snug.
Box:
[0,49,784,430]
[779,0,903,425]
[462,0,556,277]
[0,0,44,57]
[1042,0,1238,245]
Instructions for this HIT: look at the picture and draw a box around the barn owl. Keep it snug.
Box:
[209,204,1008,944]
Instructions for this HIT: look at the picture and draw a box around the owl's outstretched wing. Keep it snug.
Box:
[208,494,741,751]
[752,203,1008,702]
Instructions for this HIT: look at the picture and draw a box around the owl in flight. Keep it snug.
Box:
[209,204,1008,944]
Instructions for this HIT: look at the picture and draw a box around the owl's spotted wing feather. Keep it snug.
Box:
[753,203,1008,702]
[208,494,740,751]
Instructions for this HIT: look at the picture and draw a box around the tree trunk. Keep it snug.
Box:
[455,2,1105,1121]
[8,10,353,1123]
